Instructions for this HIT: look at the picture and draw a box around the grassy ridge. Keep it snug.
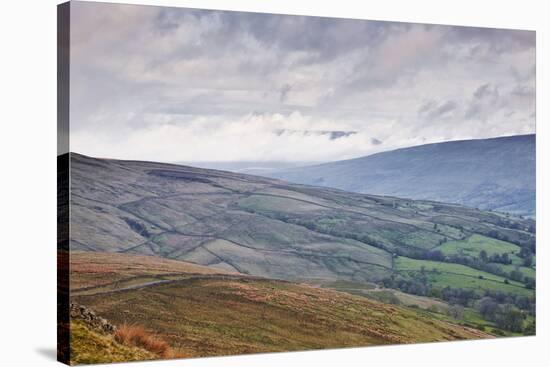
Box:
[70,253,489,359]
[74,278,489,358]
[70,251,236,291]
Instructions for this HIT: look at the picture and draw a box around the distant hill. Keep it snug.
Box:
[177,161,315,176]
[268,135,536,217]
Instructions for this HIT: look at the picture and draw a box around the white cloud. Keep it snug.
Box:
[68,2,536,163]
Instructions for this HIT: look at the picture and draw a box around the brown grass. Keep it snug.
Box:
[70,251,239,291]
[115,324,172,358]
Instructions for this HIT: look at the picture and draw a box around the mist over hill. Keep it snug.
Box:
[177,161,315,176]
[268,135,535,217]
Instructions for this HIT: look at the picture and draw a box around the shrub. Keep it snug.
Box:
[115,324,172,358]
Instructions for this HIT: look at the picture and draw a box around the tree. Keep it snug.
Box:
[510,269,524,282]
[523,255,533,267]
[525,277,536,289]
[496,306,524,332]
[477,297,499,320]
[427,250,445,261]
[480,250,488,263]
[448,305,464,320]
[524,320,536,335]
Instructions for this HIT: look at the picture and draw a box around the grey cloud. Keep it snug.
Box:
[445,26,535,56]
[474,83,499,100]
[419,100,458,120]
[275,129,357,140]
[279,84,292,103]
[418,100,436,115]
[69,1,536,163]
[511,84,535,97]
[465,80,534,122]
[434,100,458,117]
[465,84,501,121]
[464,102,483,120]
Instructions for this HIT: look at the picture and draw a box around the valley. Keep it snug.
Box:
[65,152,536,363]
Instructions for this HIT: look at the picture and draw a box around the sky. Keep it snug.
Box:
[69,1,536,163]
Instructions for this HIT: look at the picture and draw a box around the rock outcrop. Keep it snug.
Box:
[70,303,116,334]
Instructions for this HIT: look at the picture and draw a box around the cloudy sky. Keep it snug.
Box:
[69,1,535,163]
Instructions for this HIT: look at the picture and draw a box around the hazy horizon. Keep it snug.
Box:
[70,1,535,163]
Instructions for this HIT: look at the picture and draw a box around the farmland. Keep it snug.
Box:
[436,234,525,262]
[394,257,529,295]
[64,152,536,362]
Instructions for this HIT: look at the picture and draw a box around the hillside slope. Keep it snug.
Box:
[71,252,489,359]
[269,135,536,217]
[69,153,535,298]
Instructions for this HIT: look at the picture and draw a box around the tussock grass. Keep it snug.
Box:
[115,324,172,358]
[70,320,156,365]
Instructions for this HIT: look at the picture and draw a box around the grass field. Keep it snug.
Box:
[70,251,236,291]
[356,289,530,337]
[432,234,535,281]
[70,252,490,361]
[490,263,536,279]
[435,234,521,259]
[394,257,533,296]
[74,278,489,358]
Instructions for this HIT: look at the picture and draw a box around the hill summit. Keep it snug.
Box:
[269,134,535,217]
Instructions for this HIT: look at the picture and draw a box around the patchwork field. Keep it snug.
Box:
[69,153,535,288]
[432,234,536,282]
[394,257,531,296]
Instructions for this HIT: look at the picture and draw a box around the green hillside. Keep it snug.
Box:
[394,257,530,296]
[68,153,536,338]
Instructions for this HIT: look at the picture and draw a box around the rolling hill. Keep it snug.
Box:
[69,152,535,299]
[69,252,489,362]
[268,135,536,217]
[64,152,536,363]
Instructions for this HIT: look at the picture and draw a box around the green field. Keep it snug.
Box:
[436,234,520,257]
[394,257,532,296]
[491,263,536,279]
[433,234,535,280]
